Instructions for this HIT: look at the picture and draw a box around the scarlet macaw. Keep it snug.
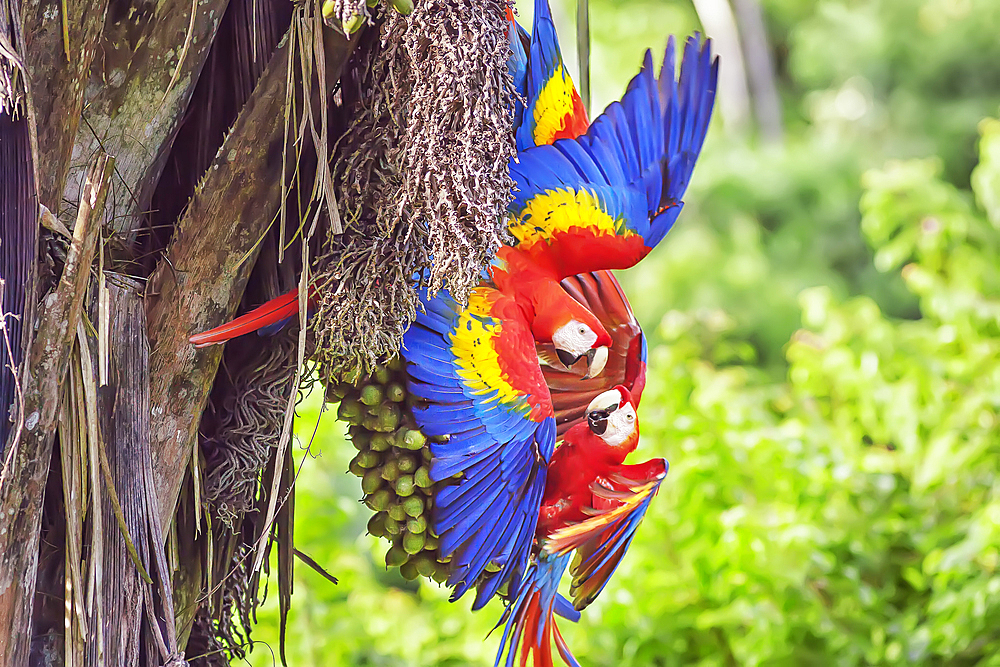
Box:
[493,386,666,667]
[401,34,714,608]
[542,270,646,437]
[508,0,590,150]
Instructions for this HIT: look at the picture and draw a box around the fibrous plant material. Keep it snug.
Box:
[0,151,112,664]
[313,0,516,373]
[202,329,301,525]
[0,1,35,461]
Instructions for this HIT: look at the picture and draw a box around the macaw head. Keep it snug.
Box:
[585,385,638,451]
[550,319,610,378]
[538,298,612,379]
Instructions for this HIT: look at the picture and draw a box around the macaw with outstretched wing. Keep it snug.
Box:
[400,32,714,610]
[506,33,717,280]
[492,386,667,667]
[403,285,558,607]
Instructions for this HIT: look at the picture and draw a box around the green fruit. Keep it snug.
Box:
[386,383,406,402]
[340,365,362,385]
[337,399,363,424]
[321,0,336,18]
[407,516,427,534]
[384,516,402,536]
[367,513,387,537]
[395,475,415,497]
[365,489,393,512]
[348,458,366,477]
[403,531,426,555]
[370,433,393,452]
[399,561,419,580]
[402,495,424,518]
[402,429,426,450]
[424,534,439,551]
[327,383,349,401]
[376,404,400,431]
[388,503,407,522]
[413,554,436,578]
[375,366,391,385]
[381,459,401,482]
[397,455,417,473]
[388,0,413,15]
[362,469,383,494]
[343,14,365,35]
[360,384,383,406]
[414,466,433,489]
[421,447,433,463]
[362,414,381,431]
[385,544,408,567]
[485,562,501,573]
[387,355,404,371]
[352,450,380,469]
[349,428,371,451]
[431,565,449,584]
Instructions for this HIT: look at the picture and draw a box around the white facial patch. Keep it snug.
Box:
[551,319,598,357]
[601,402,637,448]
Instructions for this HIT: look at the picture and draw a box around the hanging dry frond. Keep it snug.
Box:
[202,330,300,525]
[312,0,515,372]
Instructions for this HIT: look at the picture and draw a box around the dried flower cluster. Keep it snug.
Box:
[312,0,515,372]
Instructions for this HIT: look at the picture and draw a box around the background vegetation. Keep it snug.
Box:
[236,0,1000,664]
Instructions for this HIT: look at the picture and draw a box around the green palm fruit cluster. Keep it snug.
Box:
[327,355,451,584]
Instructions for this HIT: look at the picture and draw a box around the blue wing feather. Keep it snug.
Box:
[506,34,718,276]
[402,285,556,606]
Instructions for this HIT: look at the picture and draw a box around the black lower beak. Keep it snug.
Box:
[587,406,614,435]
[556,349,582,367]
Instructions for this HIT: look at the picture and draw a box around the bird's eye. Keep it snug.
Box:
[578,326,587,335]
[626,413,634,422]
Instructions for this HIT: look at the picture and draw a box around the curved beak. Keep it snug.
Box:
[583,346,609,379]
[587,406,613,435]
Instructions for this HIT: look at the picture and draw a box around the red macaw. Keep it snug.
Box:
[505,33,718,281]
[541,270,647,437]
[401,33,715,610]
[493,386,667,667]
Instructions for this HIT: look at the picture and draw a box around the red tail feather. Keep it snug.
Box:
[189,287,306,348]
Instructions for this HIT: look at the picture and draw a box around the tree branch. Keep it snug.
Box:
[145,20,357,547]
[60,0,230,238]
[21,0,112,207]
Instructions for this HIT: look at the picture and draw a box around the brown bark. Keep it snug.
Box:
[143,19,357,635]
[0,151,113,667]
[21,0,111,208]
[60,0,231,239]
[89,276,183,664]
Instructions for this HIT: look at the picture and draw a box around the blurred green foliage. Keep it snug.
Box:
[234,0,1000,664]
